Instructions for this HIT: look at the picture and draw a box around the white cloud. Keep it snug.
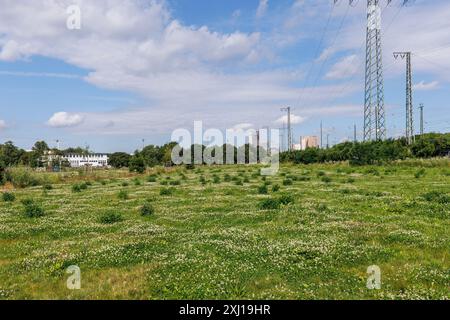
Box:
[326,55,360,80]
[47,112,84,128]
[275,114,306,125]
[0,120,6,130]
[256,0,269,18]
[413,80,440,91]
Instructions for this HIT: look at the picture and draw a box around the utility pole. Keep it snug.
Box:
[354,124,357,143]
[394,51,414,144]
[364,0,388,142]
[419,103,424,136]
[320,121,323,149]
[326,134,330,149]
[281,107,292,152]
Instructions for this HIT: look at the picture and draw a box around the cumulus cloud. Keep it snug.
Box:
[256,0,269,18]
[413,80,440,91]
[0,119,6,130]
[47,112,84,128]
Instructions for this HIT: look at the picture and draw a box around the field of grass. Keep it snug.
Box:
[0,160,449,300]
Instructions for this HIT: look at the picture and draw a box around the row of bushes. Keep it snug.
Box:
[281,133,450,165]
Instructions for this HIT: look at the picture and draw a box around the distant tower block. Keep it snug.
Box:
[364,0,386,141]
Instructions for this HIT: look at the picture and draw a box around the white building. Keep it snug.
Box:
[65,154,109,168]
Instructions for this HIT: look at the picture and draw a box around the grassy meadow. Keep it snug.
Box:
[0,160,449,300]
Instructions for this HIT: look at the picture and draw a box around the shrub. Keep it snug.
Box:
[272,184,281,192]
[140,203,155,216]
[224,174,231,182]
[298,176,311,182]
[316,203,329,212]
[5,167,43,188]
[147,175,157,183]
[278,194,294,205]
[243,176,250,183]
[213,175,221,184]
[422,191,449,204]
[169,180,181,186]
[2,192,15,202]
[317,171,326,177]
[160,180,169,186]
[43,183,53,191]
[258,198,280,210]
[258,184,269,195]
[234,179,243,186]
[100,180,107,185]
[21,199,45,218]
[117,190,129,200]
[72,184,82,193]
[121,181,129,187]
[346,177,356,184]
[321,176,332,184]
[134,178,142,186]
[99,211,123,224]
[283,179,293,186]
[160,188,175,196]
[415,168,426,179]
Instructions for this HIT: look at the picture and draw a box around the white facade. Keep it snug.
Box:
[65,154,109,168]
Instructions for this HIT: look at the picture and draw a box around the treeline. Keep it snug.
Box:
[110,143,267,173]
[281,133,450,165]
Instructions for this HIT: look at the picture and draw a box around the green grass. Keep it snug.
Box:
[0,160,449,300]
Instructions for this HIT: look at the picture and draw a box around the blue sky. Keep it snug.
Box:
[0,0,449,152]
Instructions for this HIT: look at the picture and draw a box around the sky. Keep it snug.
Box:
[0,0,449,153]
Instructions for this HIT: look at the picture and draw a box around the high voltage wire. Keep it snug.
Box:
[307,4,351,97]
[318,1,408,123]
[296,2,336,110]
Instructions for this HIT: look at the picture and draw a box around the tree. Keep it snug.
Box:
[32,141,49,155]
[109,152,131,168]
[129,155,146,174]
[0,141,23,166]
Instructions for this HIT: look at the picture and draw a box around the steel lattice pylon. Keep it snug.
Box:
[364,0,386,141]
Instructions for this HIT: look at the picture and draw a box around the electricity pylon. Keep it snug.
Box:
[281,107,292,152]
[364,0,387,141]
[393,51,414,144]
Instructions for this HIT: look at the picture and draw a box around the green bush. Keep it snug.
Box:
[117,190,129,200]
[272,184,281,192]
[278,194,294,205]
[321,176,332,183]
[283,179,293,186]
[258,198,281,210]
[140,203,155,216]
[72,184,82,193]
[160,188,175,196]
[258,184,269,195]
[121,181,129,187]
[224,174,231,182]
[6,167,43,188]
[213,175,221,184]
[2,192,15,202]
[169,180,181,186]
[147,175,157,183]
[415,168,426,179]
[21,199,45,218]
[134,178,142,186]
[43,183,53,191]
[422,191,449,204]
[99,211,123,224]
